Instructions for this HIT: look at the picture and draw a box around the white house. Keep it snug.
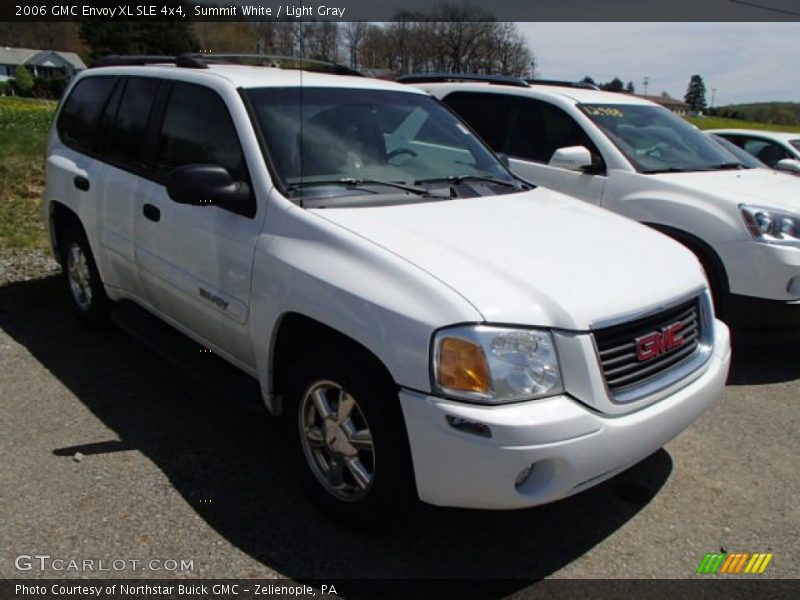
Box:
[0,47,86,82]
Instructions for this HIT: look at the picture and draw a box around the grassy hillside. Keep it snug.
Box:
[688,115,800,133]
[709,102,800,127]
[0,97,56,250]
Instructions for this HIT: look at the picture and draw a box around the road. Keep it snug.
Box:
[1,273,798,592]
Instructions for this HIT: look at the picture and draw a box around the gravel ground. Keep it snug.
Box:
[0,248,59,286]
[0,254,798,591]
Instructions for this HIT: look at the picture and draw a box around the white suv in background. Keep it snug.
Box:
[708,129,800,175]
[410,75,800,328]
[43,57,729,524]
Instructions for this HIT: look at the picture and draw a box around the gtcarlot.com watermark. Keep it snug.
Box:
[15,554,194,573]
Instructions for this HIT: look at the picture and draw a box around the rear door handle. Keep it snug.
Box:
[74,176,90,191]
[143,203,160,222]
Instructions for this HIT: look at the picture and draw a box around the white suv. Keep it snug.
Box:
[43,57,729,523]
[708,129,800,175]
[410,75,800,328]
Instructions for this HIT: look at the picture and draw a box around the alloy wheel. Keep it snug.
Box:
[299,380,375,501]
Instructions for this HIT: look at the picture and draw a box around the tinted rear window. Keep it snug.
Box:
[441,92,511,149]
[107,78,160,169]
[57,77,117,153]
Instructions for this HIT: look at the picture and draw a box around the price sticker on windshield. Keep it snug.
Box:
[584,106,625,118]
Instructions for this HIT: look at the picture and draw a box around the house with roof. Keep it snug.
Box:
[0,47,86,82]
[634,94,691,116]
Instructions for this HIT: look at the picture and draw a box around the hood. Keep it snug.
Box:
[654,168,800,214]
[311,188,706,330]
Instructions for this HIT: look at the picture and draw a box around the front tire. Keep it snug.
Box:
[61,224,110,325]
[285,348,416,527]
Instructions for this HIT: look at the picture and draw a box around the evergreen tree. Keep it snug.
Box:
[625,80,635,94]
[684,75,707,112]
[79,18,199,60]
[601,77,624,92]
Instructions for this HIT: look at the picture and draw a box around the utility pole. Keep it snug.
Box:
[643,76,650,96]
[711,88,717,107]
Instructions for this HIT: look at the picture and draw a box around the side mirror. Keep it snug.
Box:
[496,152,511,168]
[775,158,800,175]
[167,164,251,210]
[549,146,594,172]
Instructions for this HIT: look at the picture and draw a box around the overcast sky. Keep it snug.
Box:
[518,23,800,105]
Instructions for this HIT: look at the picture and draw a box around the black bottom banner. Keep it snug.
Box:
[2,579,799,600]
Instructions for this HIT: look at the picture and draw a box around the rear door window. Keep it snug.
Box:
[57,77,117,153]
[440,92,512,150]
[107,78,160,170]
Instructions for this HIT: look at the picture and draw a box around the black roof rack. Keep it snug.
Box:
[525,79,600,90]
[89,53,361,76]
[89,54,207,69]
[197,53,362,76]
[396,73,529,88]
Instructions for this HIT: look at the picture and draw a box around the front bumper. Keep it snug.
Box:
[399,320,731,509]
[719,240,800,302]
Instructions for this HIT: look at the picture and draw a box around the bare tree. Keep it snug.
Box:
[254,6,534,77]
[489,22,533,76]
[347,4,534,77]
[255,21,297,56]
[428,5,495,73]
[343,22,369,68]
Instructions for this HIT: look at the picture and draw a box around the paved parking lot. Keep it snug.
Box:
[1,273,798,588]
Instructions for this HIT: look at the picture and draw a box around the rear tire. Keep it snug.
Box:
[285,346,416,528]
[61,224,110,325]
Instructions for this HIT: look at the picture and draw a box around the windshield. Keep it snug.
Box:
[791,139,800,152]
[245,87,521,203]
[580,104,741,173]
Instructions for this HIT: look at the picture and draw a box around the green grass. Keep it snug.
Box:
[687,115,800,133]
[0,96,57,250]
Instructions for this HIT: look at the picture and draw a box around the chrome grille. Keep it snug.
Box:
[594,299,701,394]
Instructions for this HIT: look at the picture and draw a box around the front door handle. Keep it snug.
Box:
[143,203,160,222]
[74,176,90,191]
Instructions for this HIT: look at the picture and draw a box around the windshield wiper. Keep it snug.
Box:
[710,162,745,170]
[643,163,745,174]
[288,177,435,196]
[415,175,520,188]
[642,167,695,174]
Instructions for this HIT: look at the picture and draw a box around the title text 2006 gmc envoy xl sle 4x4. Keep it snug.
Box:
[42,57,730,524]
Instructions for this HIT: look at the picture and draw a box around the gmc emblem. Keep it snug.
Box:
[635,322,686,362]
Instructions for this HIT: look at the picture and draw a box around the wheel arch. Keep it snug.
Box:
[48,200,84,266]
[267,312,397,415]
[644,222,729,312]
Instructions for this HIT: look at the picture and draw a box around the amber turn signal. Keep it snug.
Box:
[437,337,491,394]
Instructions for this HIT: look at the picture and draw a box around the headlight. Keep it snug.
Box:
[432,325,563,404]
[740,205,800,245]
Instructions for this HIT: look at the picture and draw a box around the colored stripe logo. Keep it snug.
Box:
[696,552,773,574]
